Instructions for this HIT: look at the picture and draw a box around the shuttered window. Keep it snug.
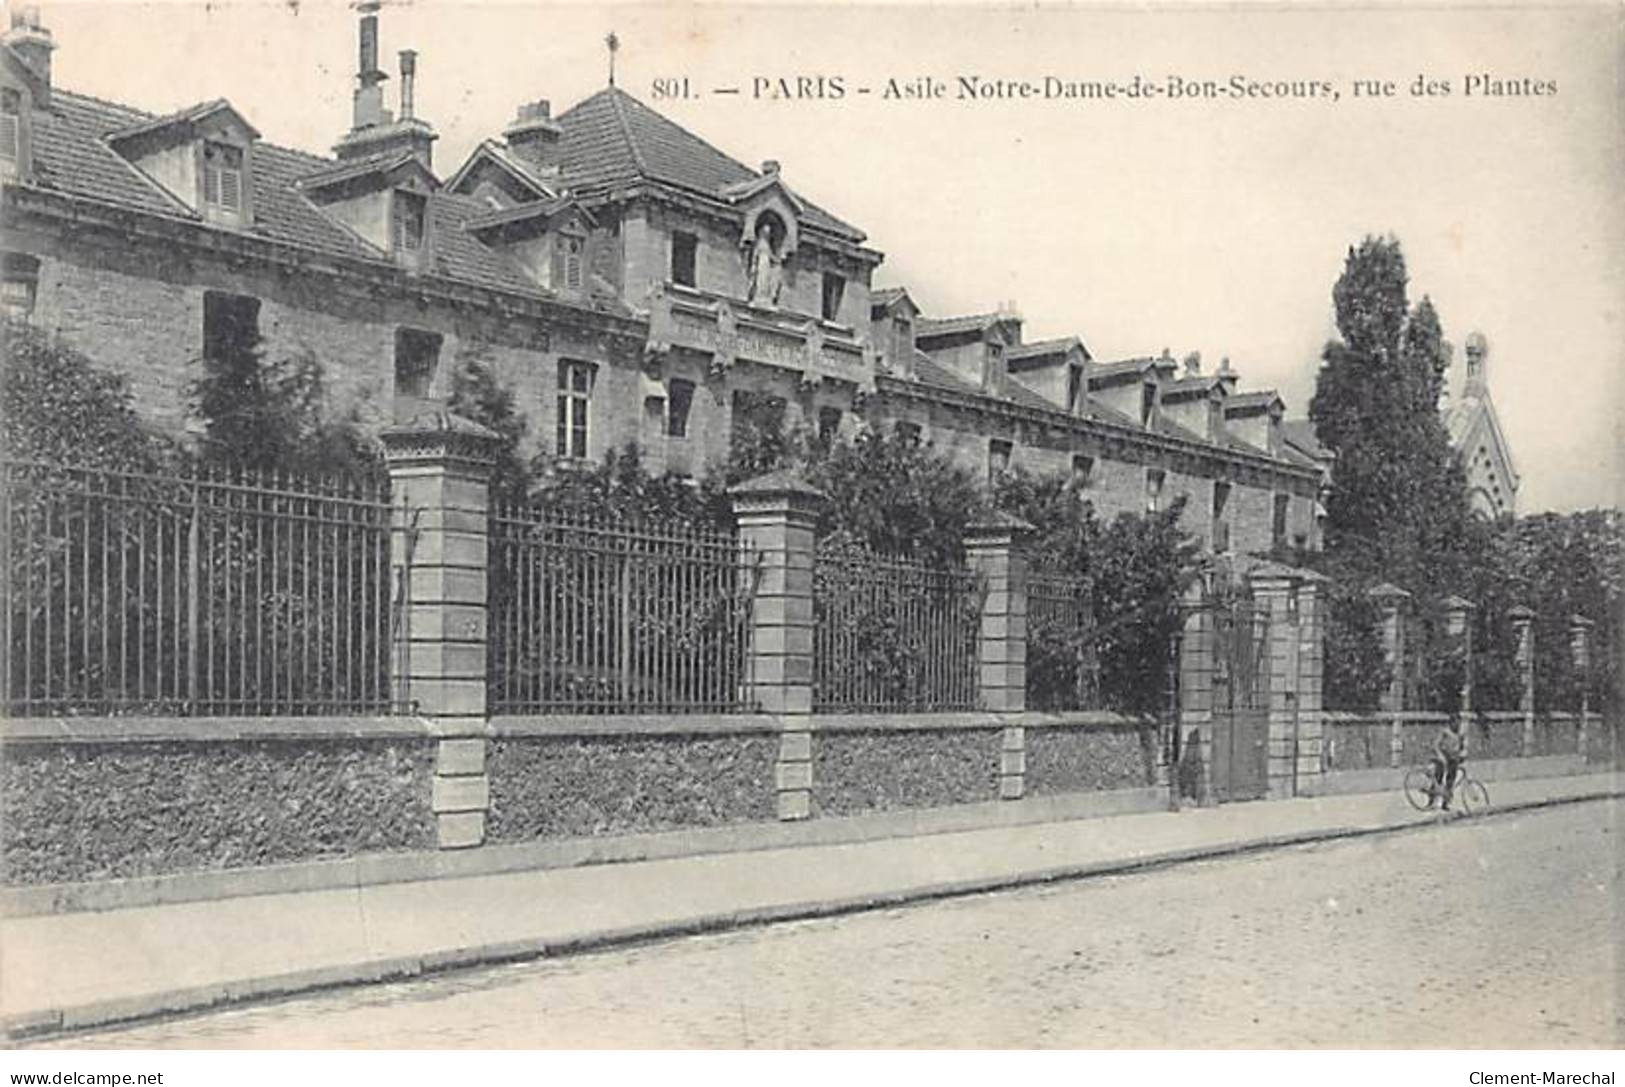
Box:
[202,142,244,211]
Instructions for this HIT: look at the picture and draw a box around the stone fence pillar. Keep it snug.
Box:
[1369,582,1411,767]
[1569,614,1594,760]
[965,514,1032,800]
[1508,604,1536,755]
[730,471,824,821]
[381,411,501,850]
[1444,595,1477,717]
[1293,569,1327,790]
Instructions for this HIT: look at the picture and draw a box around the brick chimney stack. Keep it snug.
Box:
[503,99,564,178]
[334,3,437,168]
[3,6,54,103]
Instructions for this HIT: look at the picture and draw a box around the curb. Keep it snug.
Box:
[7,786,1618,1044]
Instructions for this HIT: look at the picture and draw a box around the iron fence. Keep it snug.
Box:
[813,543,982,712]
[2,458,394,717]
[487,506,758,714]
[1026,569,1101,711]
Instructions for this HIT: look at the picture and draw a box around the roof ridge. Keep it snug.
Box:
[604,87,652,180]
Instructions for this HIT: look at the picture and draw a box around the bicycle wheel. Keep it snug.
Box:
[1457,778,1489,815]
[1403,767,1437,811]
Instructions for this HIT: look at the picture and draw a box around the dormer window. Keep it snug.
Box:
[1140,382,1158,426]
[0,89,20,169]
[562,235,584,291]
[392,190,426,252]
[1066,365,1083,413]
[201,141,244,212]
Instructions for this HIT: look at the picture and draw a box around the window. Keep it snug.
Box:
[1140,381,1158,426]
[1066,365,1083,413]
[667,378,695,439]
[0,89,20,166]
[1145,468,1166,513]
[1212,482,1232,552]
[1273,493,1291,548]
[201,141,244,212]
[392,190,426,252]
[817,406,842,444]
[895,420,922,447]
[562,236,584,290]
[393,329,441,420]
[988,439,1013,482]
[821,273,845,322]
[670,231,698,288]
[2,254,40,320]
[557,360,594,458]
[202,291,261,363]
[1070,454,1095,493]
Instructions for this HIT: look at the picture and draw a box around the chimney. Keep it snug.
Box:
[4,6,54,102]
[333,5,436,167]
[351,3,389,131]
[760,159,780,176]
[504,99,563,177]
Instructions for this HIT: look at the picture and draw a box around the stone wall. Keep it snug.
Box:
[1024,722,1158,796]
[0,722,437,886]
[486,732,778,842]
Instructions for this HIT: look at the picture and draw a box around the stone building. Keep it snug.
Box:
[1,6,1324,553]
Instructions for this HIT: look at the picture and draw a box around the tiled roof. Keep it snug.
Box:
[556,87,863,241]
[22,88,615,303]
[1281,419,1330,460]
[1088,357,1162,384]
[1160,374,1226,400]
[1007,336,1083,362]
[1224,390,1283,413]
[108,98,260,143]
[916,312,1018,339]
[1003,377,1064,413]
[910,352,982,395]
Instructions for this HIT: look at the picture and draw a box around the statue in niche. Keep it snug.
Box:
[744,215,785,309]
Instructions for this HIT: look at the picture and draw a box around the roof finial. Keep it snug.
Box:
[605,31,620,87]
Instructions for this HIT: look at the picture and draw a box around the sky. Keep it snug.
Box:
[36,1,1625,513]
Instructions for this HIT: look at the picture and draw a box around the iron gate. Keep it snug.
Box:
[1211,593,1271,802]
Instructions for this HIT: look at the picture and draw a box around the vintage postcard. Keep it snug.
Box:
[0,0,1619,1070]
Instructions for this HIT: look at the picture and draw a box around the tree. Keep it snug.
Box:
[1,318,172,471]
[446,354,534,507]
[189,330,375,477]
[1309,236,1481,709]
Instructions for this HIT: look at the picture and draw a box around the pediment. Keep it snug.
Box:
[110,99,260,157]
[445,141,555,205]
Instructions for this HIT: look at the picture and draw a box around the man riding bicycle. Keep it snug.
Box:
[1430,718,1466,810]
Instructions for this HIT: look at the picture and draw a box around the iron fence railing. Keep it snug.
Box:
[2,458,394,717]
[1026,569,1101,711]
[813,544,982,712]
[487,506,758,714]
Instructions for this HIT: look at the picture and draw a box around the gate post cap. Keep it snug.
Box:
[1506,603,1536,622]
[1367,582,1411,600]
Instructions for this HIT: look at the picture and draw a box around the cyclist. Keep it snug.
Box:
[1430,717,1466,810]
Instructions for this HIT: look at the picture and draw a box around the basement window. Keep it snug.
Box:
[1071,454,1095,493]
[817,406,842,444]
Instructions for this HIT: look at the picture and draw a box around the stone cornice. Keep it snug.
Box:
[875,374,1319,486]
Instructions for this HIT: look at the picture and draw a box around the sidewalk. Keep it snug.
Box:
[4,769,1619,1041]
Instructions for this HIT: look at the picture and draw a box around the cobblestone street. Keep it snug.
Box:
[47,801,1622,1049]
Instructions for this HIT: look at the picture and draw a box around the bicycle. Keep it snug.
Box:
[1403,761,1489,814]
